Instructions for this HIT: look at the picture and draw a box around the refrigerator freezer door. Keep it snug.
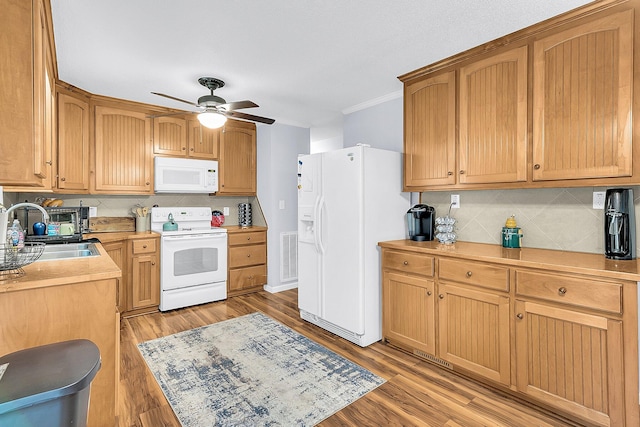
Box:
[297,153,322,316]
[320,148,365,334]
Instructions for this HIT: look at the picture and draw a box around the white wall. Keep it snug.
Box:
[257,123,310,291]
[343,96,403,152]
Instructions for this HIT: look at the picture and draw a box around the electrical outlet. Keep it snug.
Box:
[593,191,606,209]
[451,194,460,209]
[223,207,230,216]
[279,200,285,210]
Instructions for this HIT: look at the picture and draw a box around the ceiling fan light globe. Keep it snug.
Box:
[197,112,227,129]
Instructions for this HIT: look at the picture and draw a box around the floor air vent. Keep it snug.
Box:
[413,350,453,369]
[280,231,298,282]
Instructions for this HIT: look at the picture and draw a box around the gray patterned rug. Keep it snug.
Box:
[137,312,385,426]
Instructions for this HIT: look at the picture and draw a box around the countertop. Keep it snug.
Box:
[0,243,121,293]
[378,240,640,282]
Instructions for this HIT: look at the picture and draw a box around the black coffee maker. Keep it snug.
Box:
[406,204,435,241]
[604,188,636,260]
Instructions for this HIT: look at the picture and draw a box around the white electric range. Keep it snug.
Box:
[150,207,227,311]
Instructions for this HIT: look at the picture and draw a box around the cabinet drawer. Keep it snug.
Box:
[382,250,434,277]
[132,239,157,254]
[439,259,509,292]
[516,270,622,314]
[229,244,266,268]
[229,265,267,291]
[228,231,266,246]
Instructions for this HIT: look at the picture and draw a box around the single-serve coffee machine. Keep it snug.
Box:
[406,204,435,241]
[604,188,636,260]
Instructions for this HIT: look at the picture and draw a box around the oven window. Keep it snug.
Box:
[173,247,219,276]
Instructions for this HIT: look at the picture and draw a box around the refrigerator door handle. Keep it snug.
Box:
[316,195,326,254]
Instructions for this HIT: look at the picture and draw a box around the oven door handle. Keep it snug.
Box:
[163,234,227,241]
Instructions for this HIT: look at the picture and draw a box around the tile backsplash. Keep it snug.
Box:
[10,193,266,227]
[421,187,640,255]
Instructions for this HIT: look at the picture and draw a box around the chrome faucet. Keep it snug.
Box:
[1,203,51,245]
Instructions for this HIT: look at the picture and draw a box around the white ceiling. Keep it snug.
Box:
[50,0,591,141]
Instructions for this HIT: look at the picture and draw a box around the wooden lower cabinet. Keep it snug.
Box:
[91,233,160,317]
[438,283,511,385]
[227,227,267,297]
[514,300,624,426]
[379,242,639,426]
[382,271,435,355]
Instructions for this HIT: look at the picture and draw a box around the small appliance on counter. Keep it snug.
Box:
[501,215,523,248]
[605,188,636,260]
[406,204,435,241]
[23,206,89,244]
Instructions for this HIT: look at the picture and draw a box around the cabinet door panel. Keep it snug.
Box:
[459,46,528,184]
[187,118,219,159]
[515,300,624,426]
[94,106,152,193]
[404,71,456,188]
[382,272,435,354]
[57,93,90,190]
[438,283,510,385]
[130,254,159,310]
[532,10,633,181]
[153,116,187,156]
[219,123,256,194]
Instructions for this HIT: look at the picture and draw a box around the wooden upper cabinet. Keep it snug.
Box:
[532,10,634,181]
[187,117,219,159]
[404,71,456,189]
[57,92,90,191]
[94,106,153,194]
[0,0,54,188]
[153,116,187,156]
[459,46,528,184]
[218,121,256,195]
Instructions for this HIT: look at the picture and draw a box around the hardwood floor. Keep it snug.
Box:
[117,289,579,427]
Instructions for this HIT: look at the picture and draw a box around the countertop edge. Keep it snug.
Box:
[378,240,640,282]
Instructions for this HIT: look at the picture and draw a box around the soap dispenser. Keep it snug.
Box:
[501,215,523,248]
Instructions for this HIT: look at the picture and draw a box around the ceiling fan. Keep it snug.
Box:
[151,77,275,128]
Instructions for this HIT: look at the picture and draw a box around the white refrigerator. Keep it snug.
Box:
[297,145,410,347]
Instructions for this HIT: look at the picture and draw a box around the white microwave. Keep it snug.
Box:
[154,157,219,194]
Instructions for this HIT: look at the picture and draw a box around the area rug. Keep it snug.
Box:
[137,312,385,426]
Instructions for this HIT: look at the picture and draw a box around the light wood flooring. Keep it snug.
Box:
[118,289,580,427]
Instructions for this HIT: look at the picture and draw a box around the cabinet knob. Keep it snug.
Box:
[459,170,465,175]
[466,271,472,277]
[60,177,66,181]
[143,245,147,249]
[439,294,444,299]
[403,261,408,266]
[181,147,186,151]
[426,291,432,296]
[190,148,194,151]
[248,275,254,280]
[558,287,567,295]
[534,164,541,170]
[146,182,150,185]
[517,313,524,320]
[247,254,251,257]
[447,171,453,176]
[151,262,156,266]
[46,160,52,165]
[247,237,251,240]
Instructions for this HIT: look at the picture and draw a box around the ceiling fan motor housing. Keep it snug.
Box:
[198,94,226,108]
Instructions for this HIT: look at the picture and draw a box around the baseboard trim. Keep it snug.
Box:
[263,282,298,294]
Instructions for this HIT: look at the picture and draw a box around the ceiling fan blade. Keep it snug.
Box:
[151,92,200,107]
[218,100,259,111]
[224,110,275,125]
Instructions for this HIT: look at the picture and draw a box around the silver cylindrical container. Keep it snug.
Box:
[238,203,252,227]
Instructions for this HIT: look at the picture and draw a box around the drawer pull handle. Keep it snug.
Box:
[426,291,432,296]
[151,262,156,266]
[558,287,567,295]
[534,164,541,170]
[517,313,524,320]
[466,271,472,277]
[403,261,409,266]
[247,254,251,257]
[247,237,251,240]
[143,245,147,249]
[439,294,444,299]
[447,171,453,176]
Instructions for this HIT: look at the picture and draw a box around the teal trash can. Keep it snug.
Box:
[0,339,101,427]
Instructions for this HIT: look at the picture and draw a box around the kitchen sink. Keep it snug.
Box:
[37,242,100,261]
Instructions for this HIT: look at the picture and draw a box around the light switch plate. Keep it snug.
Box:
[89,207,98,217]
